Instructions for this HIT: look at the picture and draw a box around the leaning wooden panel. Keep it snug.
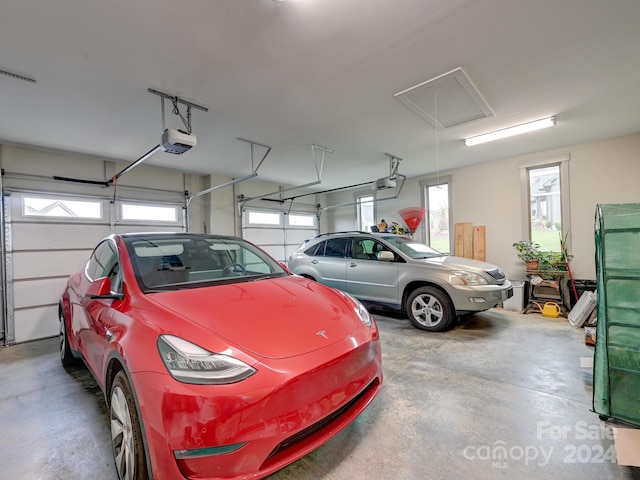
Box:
[454,223,465,256]
[454,222,473,258]
[463,222,473,258]
[473,226,486,261]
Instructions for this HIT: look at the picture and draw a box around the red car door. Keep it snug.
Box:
[71,240,121,380]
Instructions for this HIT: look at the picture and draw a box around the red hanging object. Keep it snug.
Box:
[398,207,426,234]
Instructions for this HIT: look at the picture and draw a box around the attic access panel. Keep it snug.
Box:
[394,67,493,129]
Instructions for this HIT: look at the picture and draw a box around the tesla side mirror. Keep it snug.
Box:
[279,262,291,273]
[377,251,395,262]
[87,277,124,300]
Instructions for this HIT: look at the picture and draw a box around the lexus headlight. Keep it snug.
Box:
[449,270,489,286]
[158,335,256,385]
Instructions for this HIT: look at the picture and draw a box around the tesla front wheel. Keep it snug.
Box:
[59,306,77,367]
[110,371,149,480]
[406,286,455,332]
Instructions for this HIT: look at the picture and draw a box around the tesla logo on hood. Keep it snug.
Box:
[316,330,328,339]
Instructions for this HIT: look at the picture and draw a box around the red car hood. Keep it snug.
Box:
[145,275,360,359]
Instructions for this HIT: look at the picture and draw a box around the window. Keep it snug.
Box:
[421,178,451,253]
[106,260,123,294]
[246,210,281,226]
[23,195,102,219]
[127,235,285,289]
[121,203,178,222]
[529,165,561,250]
[523,160,570,253]
[357,194,374,232]
[325,238,349,258]
[305,241,326,256]
[351,238,388,261]
[520,157,571,253]
[85,240,118,281]
[287,213,315,227]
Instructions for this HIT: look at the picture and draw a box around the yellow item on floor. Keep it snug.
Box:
[533,301,561,318]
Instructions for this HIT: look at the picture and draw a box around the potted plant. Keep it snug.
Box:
[539,251,567,271]
[512,240,543,272]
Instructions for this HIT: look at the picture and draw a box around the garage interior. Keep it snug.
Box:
[1,1,640,479]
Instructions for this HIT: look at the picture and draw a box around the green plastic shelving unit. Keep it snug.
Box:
[593,203,640,426]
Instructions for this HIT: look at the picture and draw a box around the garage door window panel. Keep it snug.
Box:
[287,214,315,227]
[23,195,103,220]
[120,203,179,224]
[247,210,282,226]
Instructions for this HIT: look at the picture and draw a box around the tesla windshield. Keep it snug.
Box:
[124,235,287,291]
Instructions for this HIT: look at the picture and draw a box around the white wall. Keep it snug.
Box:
[0,144,329,237]
[0,145,261,236]
[5,132,640,283]
[325,133,640,282]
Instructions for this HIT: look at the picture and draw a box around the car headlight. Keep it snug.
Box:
[449,270,489,286]
[339,291,373,327]
[157,335,256,385]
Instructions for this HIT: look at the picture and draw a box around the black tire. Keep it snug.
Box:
[110,371,149,480]
[406,286,456,332]
[59,306,78,366]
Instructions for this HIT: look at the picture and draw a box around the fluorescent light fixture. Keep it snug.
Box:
[464,116,556,146]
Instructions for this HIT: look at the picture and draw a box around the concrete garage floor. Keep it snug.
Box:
[2,308,640,480]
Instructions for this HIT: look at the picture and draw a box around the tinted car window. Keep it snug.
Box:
[325,237,349,258]
[305,241,326,256]
[86,241,118,281]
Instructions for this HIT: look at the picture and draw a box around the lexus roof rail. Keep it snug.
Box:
[313,231,370,238]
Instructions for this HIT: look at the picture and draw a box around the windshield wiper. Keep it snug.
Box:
[144,284,190,293]
[247,273,284,282]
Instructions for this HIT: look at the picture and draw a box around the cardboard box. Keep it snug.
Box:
[613,427,640,467]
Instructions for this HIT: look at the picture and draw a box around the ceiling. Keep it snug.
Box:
[1,0,640,192]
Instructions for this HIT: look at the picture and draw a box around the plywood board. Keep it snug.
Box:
[473,226,486,261]
[454,223,465,257]
[455,222,473,258]
[463,223,473,258]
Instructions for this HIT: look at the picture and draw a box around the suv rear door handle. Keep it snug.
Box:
[311,260,319,264]
[349,263,358,267]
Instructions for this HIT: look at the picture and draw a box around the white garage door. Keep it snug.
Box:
[242,208,318,264]
[2,191,184,344]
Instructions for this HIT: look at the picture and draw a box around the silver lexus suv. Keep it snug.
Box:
[288,232,512,332]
